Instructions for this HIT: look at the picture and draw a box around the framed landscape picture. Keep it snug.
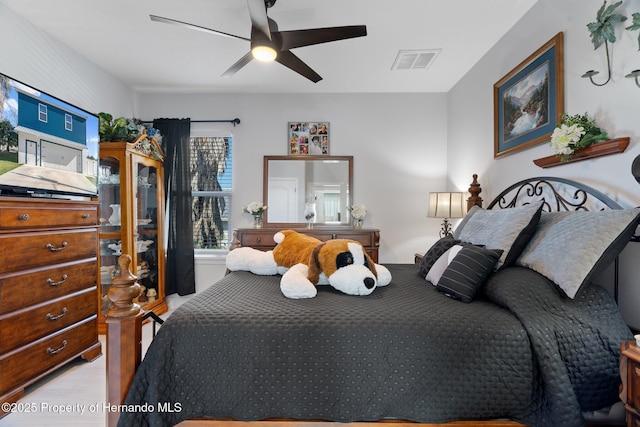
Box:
[288,122,329,155]
[494,32,564,158]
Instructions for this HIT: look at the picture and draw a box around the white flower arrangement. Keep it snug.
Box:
[550,124,585,156]
[243,201,267,216]
[347,203,367,220]
[549,113,608,161]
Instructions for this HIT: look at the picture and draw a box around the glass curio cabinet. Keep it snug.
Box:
[97,135,167,333]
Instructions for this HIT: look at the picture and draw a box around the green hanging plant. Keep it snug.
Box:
[587,0,627,49]
[626,12,640,50]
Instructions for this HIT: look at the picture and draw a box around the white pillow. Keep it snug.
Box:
[425,245,463,286]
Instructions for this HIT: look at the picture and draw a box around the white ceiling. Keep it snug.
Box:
[2,0,538,94]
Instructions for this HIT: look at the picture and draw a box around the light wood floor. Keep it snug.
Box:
[0,294,190,427]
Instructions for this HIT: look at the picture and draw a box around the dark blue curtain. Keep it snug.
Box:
[153,118,195,296]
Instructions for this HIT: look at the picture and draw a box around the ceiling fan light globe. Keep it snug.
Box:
[252,45,277,62]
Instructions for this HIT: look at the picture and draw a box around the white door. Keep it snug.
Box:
[268,178,298,222]
[25,140,38,165]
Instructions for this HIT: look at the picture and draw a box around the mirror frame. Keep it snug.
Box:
[262,155,354,228]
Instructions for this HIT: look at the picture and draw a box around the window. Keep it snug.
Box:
[65,113,72,131]
[190,136,232,249]
[38,103,48,122]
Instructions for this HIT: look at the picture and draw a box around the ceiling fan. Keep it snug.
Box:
[150,0,367,83]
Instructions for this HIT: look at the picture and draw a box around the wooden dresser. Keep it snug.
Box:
[231,227,380,262]
[0,197,102,415]
[621,341,640,427]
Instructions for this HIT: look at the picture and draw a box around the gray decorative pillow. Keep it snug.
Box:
[436,246,503,303]
[418,235,460,278]
[516,208,640,299]
[452,205,481,239]
[456,202,543,270]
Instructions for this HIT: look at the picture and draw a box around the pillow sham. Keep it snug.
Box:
[516,208,640,299]
[435,246,503,303]
[418,235,460,278]
[456,201,543,270]
[425,244,464,285]
[452,205,481,239]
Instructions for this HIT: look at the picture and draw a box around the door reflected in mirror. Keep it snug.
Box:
[263,155,353,227]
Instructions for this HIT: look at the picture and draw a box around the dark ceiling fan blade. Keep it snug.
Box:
[247,0,271,40]
[276,25,367,50]
[221,52,254,78]
[275,50,322,83]
[150,14,250,42]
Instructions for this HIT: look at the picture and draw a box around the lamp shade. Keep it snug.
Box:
[428,192,465,219]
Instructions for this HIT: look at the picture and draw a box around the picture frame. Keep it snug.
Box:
[288,122,329,155]
[494,32,564,158]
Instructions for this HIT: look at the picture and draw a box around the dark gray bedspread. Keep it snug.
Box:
[119,264,631,427]
[484,266,632,426]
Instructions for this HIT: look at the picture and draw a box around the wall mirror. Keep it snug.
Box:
[263,155,353,227]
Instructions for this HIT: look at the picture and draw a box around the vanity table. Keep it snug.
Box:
[231,228,380,262]
[232,155,380,261]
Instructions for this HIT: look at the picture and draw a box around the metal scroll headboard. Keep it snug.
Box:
[486,176,623,212]
[484,176,633,304]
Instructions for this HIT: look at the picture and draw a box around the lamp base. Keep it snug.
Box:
[439,218,453,238]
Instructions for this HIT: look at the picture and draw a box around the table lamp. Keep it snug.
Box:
[428,192,465,237]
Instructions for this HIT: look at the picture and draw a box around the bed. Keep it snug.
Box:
[106,175,640,427]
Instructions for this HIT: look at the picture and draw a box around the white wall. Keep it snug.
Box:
[448,0,640,328]
[7,0,638,319]
[0,3,136,121]
[0,1,450,286]
[138,92,449,264]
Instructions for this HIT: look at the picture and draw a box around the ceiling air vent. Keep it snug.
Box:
[391,49,441,71]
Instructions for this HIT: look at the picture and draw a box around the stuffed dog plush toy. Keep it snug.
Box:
[226,230,391,299]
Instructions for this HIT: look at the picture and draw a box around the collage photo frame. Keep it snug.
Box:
[288,122,329,155]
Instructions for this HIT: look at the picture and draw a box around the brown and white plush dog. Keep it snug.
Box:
[226,230,391,299]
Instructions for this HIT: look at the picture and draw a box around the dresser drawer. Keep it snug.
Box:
[0,288,96,354]
[334,232,373,246]
[0,205,98,229]
[0,205,97,229]
[304,232,334,242]
[0,317,97,394]
[240,231,276,248]
[0,229,97,273]
[0,259,97,314]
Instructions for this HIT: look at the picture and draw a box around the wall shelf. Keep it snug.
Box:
[533,137,630,168]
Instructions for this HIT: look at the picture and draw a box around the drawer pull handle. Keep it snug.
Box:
[46,307,68,321]
[81,213,90,219]
[46,340,68,355]
[47,274,68,287]
[45,242,68,252]
[255,238,261,243]
[18,214,30,221]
